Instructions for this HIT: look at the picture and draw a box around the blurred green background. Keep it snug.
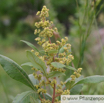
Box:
[0,0,104,102]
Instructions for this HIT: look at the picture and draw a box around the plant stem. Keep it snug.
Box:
[55,84,66,98]
[48,37,51,44]
[52,77,56,103]
[55,93,61,98]
[42,93,45,99]
[63,86,66,90]
[77,0,95,68]
[72,62,75,68]
[39,96,43,102]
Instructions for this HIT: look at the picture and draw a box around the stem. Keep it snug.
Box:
[39,96,43,102]
[42,93,45,99]
[77,0,95,68]
[63,86,66,90]
[52,77,56,103]
[55,93,61,98]
[72,62,75,68]
[55,86,66,98]
[48,37,51,44]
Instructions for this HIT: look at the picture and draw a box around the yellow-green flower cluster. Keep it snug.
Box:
[36,6,49,18]
[55,88,70,96]
[35,52,39,56]
[56,37,69,47]
[56,81,67,95]
[49,65,66,72]
[34,5,74,69]
[42,41,59,53]
[37,88,46,93]
[41,99,51,103]
[55,101,60,103]
[50,79,57,88]
[31,49,34,52]
[34,79,46,94]
[55,98,59,103]
[56,89,63,94]
[70,68,82,81]
[33,73,42,81]
[62,89,70,95]
[74,68,82,78]
[34,6,57,46]
[66,55,74,65]
[35,80,45,88]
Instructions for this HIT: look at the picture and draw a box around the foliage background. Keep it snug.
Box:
[0,0,104,102]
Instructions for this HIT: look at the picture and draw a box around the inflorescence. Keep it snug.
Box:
[31,6,82,103]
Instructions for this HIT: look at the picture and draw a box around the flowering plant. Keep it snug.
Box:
[0,6,104,103]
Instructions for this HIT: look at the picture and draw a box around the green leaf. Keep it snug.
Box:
[65,66,76,71]
[28,74,39,85]
[59,45,66,53]
[59,44,71,53]
[70,76,84,94]
[30,96,40,103]
[75,75,84,83]
[48,50,58,54]
[39,50,45,55]
[30,96,36,103]
[21,40,39,52]
[42,93,52,101]
[48,71,65,78]
[13,91,38,103]
[65,77,73,89]
[65,76,84,89]
[65,77,72,83]
[51,62,65,68]
[40,93,52,101]
[75,75,104,85]
[0,54,35,90]
[70,84,83,95]
[26,51,47,75]
[21,62,33,67]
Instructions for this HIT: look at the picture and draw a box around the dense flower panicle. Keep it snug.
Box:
[31,6,82,103]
